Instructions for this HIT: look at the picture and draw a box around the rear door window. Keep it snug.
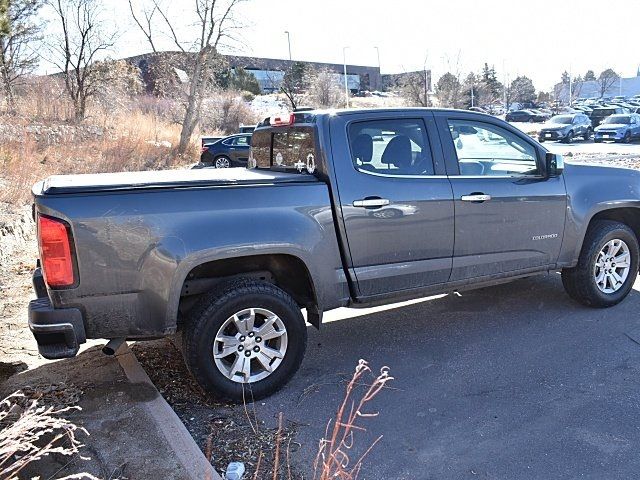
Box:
[348,119,434,176]
[234,136,250,146]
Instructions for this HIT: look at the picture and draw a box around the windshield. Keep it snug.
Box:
[603,115,630,124]
[550,115,573,124]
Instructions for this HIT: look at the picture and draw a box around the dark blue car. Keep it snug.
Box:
[200,133,252,168]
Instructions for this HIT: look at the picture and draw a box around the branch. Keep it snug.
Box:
[128,0,157,52]
[152,0,185,52]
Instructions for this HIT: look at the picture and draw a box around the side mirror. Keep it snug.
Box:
[545,152,564,178]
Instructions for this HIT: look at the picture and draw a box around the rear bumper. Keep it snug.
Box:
[28,268,86,359]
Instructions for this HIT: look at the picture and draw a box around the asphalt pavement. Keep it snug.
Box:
[255,273,640,479]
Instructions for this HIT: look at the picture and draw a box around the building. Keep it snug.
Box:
[225,55,382,93]
[125,52,383,94]
[555,72,640,103]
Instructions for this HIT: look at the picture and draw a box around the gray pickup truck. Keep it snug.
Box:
[29,108,640,401]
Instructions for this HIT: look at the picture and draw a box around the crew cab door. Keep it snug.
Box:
[328,112,454,298]
[435,112,567,281]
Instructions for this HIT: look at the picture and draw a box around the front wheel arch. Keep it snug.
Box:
[562,220,639,307]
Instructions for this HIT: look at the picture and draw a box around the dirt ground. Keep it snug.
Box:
[0,203,41,382]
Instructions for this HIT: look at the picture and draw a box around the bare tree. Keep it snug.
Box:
[46,0,116,121]
[435,72,462,108]
[306,68,342,107]
[597,68,619,98]
[399,70,430,107]
[279,60,308,109]
[398,54,431,107]
[130,0,245,154]
[0,0,43,109]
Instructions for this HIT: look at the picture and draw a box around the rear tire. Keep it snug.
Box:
[182,279,307,402]
[561,220,639,308]
[215,156,231,168]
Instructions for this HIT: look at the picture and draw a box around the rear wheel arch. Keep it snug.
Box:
[174,253,319,327]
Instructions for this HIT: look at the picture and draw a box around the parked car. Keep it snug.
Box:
[239,125,256,134]
[505,109,547,122]
[201,136,223,147]
[589,106,627,127]
[538,114,592,143]
[572,105,593,114]
[28,108,640,402]
[529,109,551,121]
[594,114,640,143]
[200,133,252,168]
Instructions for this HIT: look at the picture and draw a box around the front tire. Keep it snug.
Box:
[563,130,574,144]
[562,220,639,308]
[182,280,307,402]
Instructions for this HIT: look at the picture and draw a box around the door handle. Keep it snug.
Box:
[461,194,491,202]
[353,198,390,208]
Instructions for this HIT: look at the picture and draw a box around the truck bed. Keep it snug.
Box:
[33,167,318,195]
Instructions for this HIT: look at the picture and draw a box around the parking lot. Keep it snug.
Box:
[140,273,640,479]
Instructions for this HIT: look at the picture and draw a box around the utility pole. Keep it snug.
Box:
[619,75,623,96]
[374,46,381,91]
[471,85,475,108]
[424,68,429,107]
[284,31,292,61]
[343,46,350,108]
[502,59,507,111]
[569,65,572,106]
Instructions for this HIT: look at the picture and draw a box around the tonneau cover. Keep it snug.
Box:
[35,167,317,195]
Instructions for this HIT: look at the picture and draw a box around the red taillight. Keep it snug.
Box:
[271,113,295,126]
[201,146,209,153]
[38,215,75,288]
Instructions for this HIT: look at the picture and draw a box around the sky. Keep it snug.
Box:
[46,0,640,91]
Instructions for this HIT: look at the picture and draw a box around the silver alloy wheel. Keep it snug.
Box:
[215,157,230,168]
[594,238,632,294]
[213,308,288,383]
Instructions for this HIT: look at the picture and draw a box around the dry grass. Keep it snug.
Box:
[313,360,394,480]
[241,360,393,480]
[0,109,192,206]
[0,389,96,480]
[0,77,214,206]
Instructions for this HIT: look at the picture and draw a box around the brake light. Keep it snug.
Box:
[38,215,75,288]
[201,146,209,153]
[271,113,295,126]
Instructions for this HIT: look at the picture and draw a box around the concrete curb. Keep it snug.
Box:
[115,344,222,480]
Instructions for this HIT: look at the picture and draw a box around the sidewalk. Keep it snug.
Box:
[1,344,220,480]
